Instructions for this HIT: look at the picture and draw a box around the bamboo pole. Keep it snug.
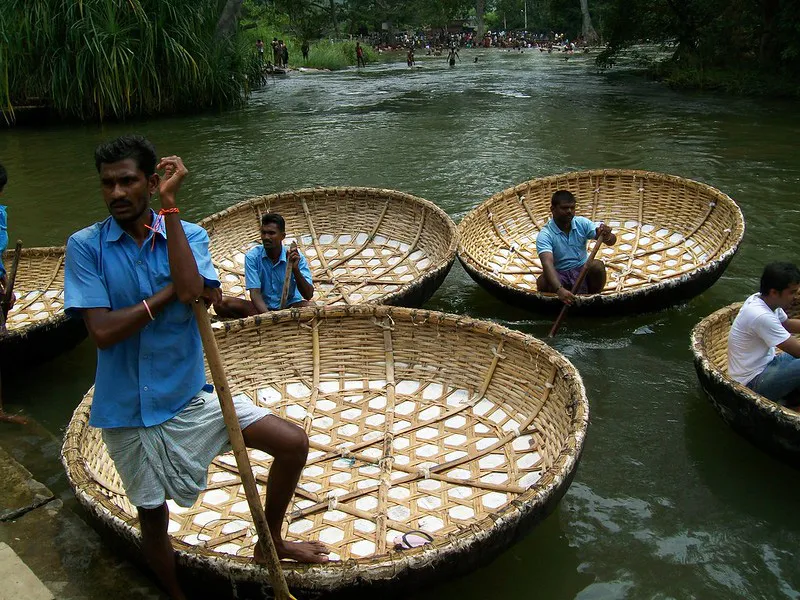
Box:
[191,301,296,600]
[280,241,298,309]
[548,236,603,338]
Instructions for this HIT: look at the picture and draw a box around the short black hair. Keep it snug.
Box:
[94,135,157,177]
[551,189,575,206]
[760,262,800,295]
[0,162,6,191]
[261,212,286,232]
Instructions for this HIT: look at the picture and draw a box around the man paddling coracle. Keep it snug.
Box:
[64,135,328,600]
[536,189,616,305]
[213,212,314,318]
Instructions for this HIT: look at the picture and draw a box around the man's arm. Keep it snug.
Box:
[288,246,314,300]
[783,318,800,335]
[777,336,800,358]
[158,156,204,303]
[248,288,270,314]
[83,284,175,350]
[244,250,268,313]
[66,235,175,349]
[594,223,616,246]
[540,252,574,305]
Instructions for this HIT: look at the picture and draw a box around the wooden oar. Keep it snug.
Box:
[0,240,23,333]
[547,235,603,338]
[279,241,298,310]
[191,301,296,600]
[1,240,28,425]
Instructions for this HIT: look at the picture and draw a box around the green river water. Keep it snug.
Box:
[2,49,800,599]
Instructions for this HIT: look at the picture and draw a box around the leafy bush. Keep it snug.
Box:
[0,0,264,122]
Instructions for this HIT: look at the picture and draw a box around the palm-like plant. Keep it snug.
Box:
[0,0,263,122]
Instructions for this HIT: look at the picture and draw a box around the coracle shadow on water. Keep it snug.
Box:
[684,388,800,519]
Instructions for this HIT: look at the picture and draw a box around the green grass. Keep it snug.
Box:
[243,25,379,71]
[0,0,264,123]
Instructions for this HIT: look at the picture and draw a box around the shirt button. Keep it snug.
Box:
[137,260,143,265]
[143,386,149,391]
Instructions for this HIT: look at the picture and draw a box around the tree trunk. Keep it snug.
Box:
[476,0,485,38]
[759,0,780,66]
[579,0,598,44]
[215,0,244,40]
[330,0,338,37]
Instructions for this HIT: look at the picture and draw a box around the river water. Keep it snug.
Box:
[2,49,800,599]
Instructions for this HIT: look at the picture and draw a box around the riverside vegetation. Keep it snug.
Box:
[0,0,265,123]
[3,0,798,125]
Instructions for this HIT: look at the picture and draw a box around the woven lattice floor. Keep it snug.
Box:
[65,307,587,570]
[200,188,457,307]
[2,247,67,332]
[458,170,744,295]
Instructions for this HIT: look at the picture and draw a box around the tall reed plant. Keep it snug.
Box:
[0,0,264,122]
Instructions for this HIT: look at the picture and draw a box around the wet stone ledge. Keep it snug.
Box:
[0,446,55,521]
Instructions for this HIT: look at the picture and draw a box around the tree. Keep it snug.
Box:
[578,0,597,43]
[476,0,485,37]
[216,0,245,39]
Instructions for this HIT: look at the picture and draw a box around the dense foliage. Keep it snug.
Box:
[277,0,800,94]
[3,0,796,123]
[0,0,263,122]
[598,0,800,94]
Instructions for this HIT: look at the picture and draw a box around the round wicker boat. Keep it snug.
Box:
[63,305,588,599]
[1,246,86,371]
[200,187,458,309]
[458,170,745,315]
[692,296,800,464]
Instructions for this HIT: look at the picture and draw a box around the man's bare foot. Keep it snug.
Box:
[254,539,330,564]
[0,411,28,425]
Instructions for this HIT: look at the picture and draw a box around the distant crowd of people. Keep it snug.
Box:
[255,38,312,69]
[254,29,586,72]
[367,30,589,54]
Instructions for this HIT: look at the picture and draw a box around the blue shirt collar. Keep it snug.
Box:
[105,210,166,243]
[260,244,287,264]
[545,218,572,236]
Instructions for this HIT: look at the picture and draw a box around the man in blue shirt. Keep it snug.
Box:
[536,189,616,305]
[0,161,25,425]
[65,136,328,599]
[214,212,314,318]
[0,162,10,300]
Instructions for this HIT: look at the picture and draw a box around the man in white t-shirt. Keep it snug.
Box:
[728,262,800,407]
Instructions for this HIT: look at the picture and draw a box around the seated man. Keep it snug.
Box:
[0,161,25,425]
[0,161,14,309]
[536,190,616,305]
[214,213,313,318]
[728,262,800,408]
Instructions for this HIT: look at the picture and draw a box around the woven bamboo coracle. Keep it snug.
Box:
[1,246,86,370]
[62,305,588,598]
[691,293,800,464]
[458,170,745,315]
[199,187,458,309]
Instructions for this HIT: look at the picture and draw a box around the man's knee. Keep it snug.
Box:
[262,419,309,461]
[537,274,555,292]
[588,259,605,274]
[280,422,309,461]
